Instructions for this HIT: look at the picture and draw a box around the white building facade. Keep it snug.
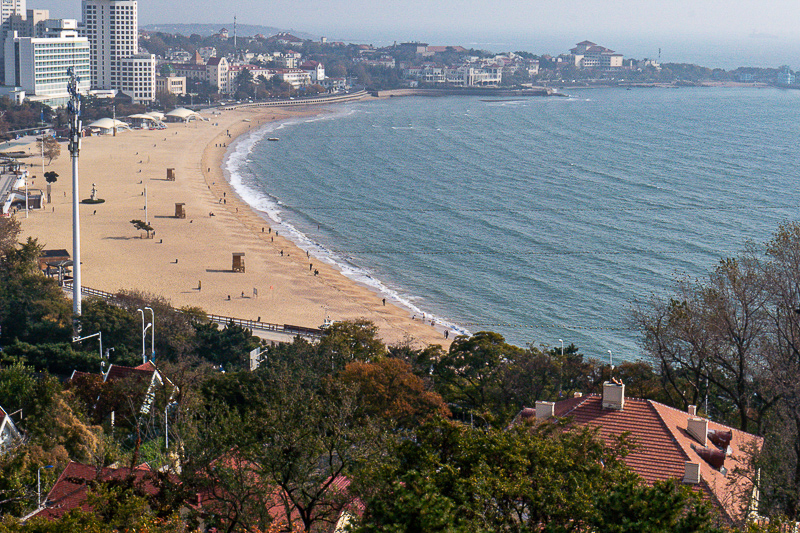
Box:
[118,52,155,103]
[82,0,147,97]
[3,30,90,106]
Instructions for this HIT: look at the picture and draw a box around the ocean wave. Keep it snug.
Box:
[222,108,468,338]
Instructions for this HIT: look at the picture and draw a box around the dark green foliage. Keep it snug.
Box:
[78,298,141,366]
[590,479,722,533]
[0,341,99,376]
[353,417,657,533]
[0,238,72,346]
[192,320,261,370]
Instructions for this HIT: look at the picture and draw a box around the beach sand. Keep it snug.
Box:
[17,104,452,349]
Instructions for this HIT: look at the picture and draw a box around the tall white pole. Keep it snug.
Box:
[145,306,154,361]
[68,68,82,317]
[137,309,145,363]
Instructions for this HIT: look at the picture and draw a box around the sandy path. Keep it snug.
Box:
[18,105,452,349]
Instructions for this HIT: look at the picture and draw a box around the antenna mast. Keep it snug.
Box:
[67,68,82,317]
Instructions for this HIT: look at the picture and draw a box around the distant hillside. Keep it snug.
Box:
[141,23,317,40]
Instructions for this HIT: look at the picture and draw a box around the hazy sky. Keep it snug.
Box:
[44,0,800,67]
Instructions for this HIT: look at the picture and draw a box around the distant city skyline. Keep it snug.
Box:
[41,0,800,69]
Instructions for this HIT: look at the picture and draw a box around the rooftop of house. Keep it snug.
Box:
[27,461,160,522]
[104,361,156,383]
[519,382,763,523]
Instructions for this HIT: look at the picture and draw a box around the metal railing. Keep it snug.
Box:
[62,282,323,338]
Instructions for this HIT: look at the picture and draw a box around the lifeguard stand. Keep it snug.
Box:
[175,203,186,218]
[166,168,176,181]
[232,252,245,272]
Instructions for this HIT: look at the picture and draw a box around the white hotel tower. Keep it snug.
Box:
[81,0,154,102]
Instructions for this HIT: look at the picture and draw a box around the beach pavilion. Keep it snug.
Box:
[86,118,130,135]
[164,108,205,123]
[126,113,166,129]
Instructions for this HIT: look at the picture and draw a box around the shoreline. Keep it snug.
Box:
[220,107,471,339]
[17,102,453,350]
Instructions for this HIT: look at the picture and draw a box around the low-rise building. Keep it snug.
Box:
[274,67,311,88]
[155,74,185,96]
[569,40,623,69]
[299,60,325,82]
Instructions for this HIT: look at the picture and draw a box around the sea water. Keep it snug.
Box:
[224,87,800,360]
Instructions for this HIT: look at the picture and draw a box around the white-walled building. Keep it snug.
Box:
[299,60,324,82]
[118,52,155,103]
[274,67,311,89]
[155,74,185,95]
[81,0,141,90]
[3,28,90,106]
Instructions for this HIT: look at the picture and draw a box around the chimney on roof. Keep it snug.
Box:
[535,401,555,419]
[602,381,625,410]
[687,405,697,416]
[683,461,701,484]
[687,417,708,446]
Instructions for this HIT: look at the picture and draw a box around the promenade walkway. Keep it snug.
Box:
[61,282,323,343]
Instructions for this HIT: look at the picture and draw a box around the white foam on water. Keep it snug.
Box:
[222,107,470,339]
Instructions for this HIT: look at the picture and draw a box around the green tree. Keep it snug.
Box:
[432,331,525,423]
[352,417,647,532]
[192,320,262,370]
[130,219,154,239]
[0,238,73,346]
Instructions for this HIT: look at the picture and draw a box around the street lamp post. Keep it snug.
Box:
[144,306,154,362]
[137,309,152,364]
[37,465,54,507]
[164,401,177,450]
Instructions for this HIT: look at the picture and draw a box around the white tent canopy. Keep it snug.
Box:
[165,107,203,122]
[127,113,160,122]
[87,118,129,132]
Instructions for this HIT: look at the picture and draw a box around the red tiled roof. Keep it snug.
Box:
[29,461,158,521]
[104,363,155,383]
[528,392,763,523]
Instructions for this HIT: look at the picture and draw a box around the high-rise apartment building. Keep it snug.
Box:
[0,0,24,26]
[81,0,152,102]
[0,0,25,79]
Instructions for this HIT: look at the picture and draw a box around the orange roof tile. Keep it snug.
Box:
[529,393,763,523]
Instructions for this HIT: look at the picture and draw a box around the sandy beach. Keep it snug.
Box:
[17,103,451,349]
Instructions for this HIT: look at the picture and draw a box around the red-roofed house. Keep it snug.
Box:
[26,461,160,521]
[521,381,763,523]
[0,405,22,452]
[299,60,325,82]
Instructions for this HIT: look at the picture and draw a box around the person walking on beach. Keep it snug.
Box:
[198,280,201,291]
[445,330,449,339]
[382,298,386,306]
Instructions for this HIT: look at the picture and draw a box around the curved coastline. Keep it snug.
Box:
[221,106,471,340]
[18,103,452,350]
